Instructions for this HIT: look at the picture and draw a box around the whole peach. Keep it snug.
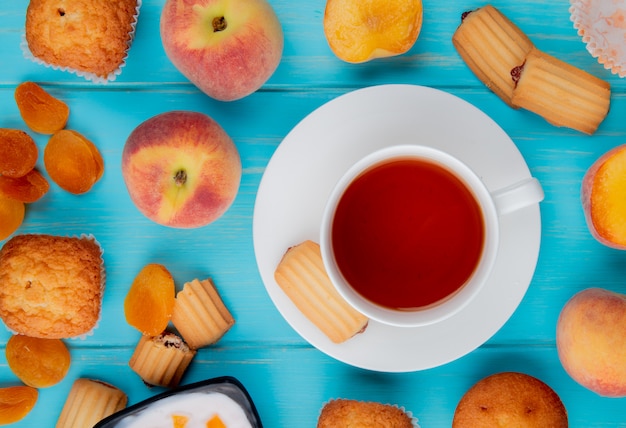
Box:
[160,0,284,102]
[122,111,241,228]
[556,287,626,397]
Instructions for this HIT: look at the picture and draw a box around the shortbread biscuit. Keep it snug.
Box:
[56,378,127,428]
[171,278,235,349]
[129,332,196,388]
[453,4,533,107]
[274,240,368,344]
[511,48,611,135]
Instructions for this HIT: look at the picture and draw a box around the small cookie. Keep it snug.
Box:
[129,332,196,388]
[452,372,568,427]
[318,399,415,428]
[274,240,368,344]
[171,278,235,349]
[453,4,534,107]
[511,47,611,135]
[56,378,127,428]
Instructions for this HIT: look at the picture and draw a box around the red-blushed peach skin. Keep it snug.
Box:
[556,288,626,397]
[122,111,241,228]
[581,144,626,249]
[160,0,283,102]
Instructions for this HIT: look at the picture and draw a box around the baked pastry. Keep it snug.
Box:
[171,278,235,349]
[511,47,611,135]
[24,0,139,79]
[452,4,534,107]
[0,234,104,339]
[317,399,415,427]
[452,372,568,427]
[129,332,196,388]
[56,378,127,428]
[274,240,368,344]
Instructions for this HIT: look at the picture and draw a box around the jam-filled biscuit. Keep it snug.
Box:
[453,4,533,107]
[511,48,611,135]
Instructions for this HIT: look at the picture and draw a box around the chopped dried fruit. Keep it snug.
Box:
[0,385,38,424]
[44,130,104,194]
[124,264,176,336]
[6,335,71,388]
[0,129,38,178]
[0,169,49,203]
[207,415,226,428]
[15,81,69,134]
[0,195,25,241]
[172,415,189,428]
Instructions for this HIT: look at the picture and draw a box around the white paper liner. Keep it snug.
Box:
[319,399,420,427]
[20,0,142,83]
[0,233,105,340]
[570,0,626,77]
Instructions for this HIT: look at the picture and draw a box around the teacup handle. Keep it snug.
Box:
[491,177,544,216]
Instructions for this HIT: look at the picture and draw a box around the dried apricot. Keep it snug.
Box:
[44,130,103,194]
[124,264,176,335]
[172,415,189,428]
[0,169,49,203]
[15,81,69,134]
[6,335,71,388]
[0,129,38,178]
[69,130,105,181]
[207,415,227,428]
[0,385,38,425]
[0,195,25,241]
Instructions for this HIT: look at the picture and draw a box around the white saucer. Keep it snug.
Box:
[252,85,542,372]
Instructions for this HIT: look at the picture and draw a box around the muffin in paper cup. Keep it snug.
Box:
[570,0,626,77]
[0,233,105,340]
[21,0,142,83]
[317,398,420,427]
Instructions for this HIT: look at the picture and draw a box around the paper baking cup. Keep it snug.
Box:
[74,233,105,340]
[570,0,626,77]
[21,0,141,83]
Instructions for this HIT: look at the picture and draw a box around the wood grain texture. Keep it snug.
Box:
[1,0,626,426]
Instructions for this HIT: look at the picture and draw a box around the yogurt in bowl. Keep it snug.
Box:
[95,376,262,428]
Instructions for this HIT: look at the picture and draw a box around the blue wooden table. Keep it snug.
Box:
[1,0,626,426]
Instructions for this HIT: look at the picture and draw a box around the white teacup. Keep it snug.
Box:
[320,144,544,328]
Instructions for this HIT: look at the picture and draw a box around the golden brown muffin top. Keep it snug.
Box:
[0,234,104,339]
[25,0,138,77]
[318,399,414,428]
[452,372,568,428]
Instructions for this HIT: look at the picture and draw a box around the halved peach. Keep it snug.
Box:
[582,144,626,248]
[323,0,423,63]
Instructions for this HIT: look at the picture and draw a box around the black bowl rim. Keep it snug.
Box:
[94,375,263,428]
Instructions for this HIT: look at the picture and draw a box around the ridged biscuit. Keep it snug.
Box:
[0,234,104,339]
[274,240,368,344]
[453,4,533,107]
[171,278,235,349]
[318,399,415,428]
[56,378,127,428]
[25,0,138,78]
[129,332,196,388]
[511,48,611,135]
[452,372,568,427]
